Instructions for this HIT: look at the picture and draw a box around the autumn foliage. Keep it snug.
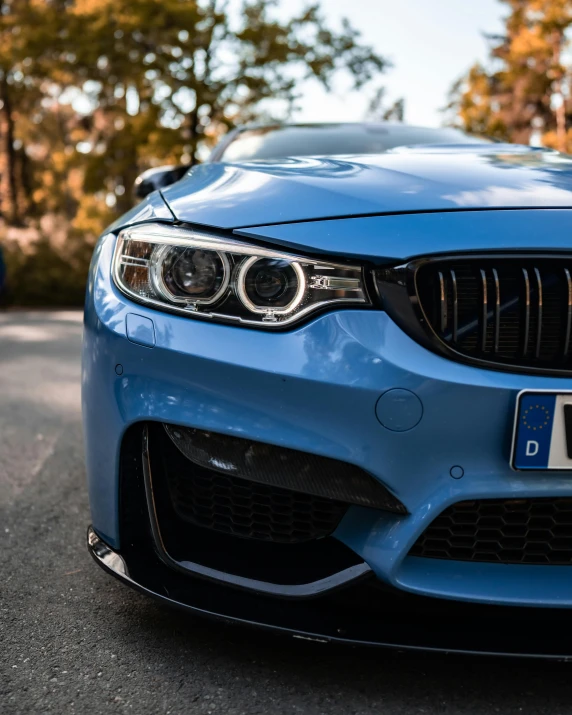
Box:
[449,0,572,151]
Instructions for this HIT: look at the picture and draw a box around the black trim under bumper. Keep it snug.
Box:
[88,526,572,659]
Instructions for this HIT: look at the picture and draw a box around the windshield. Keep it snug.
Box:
[215,123,490,162]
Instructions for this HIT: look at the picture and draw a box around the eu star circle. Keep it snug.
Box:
[522,404,551,432]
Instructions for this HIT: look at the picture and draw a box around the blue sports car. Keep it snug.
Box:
[84,123,572,657]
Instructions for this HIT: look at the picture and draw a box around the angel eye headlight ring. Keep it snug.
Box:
[236,257,306,315]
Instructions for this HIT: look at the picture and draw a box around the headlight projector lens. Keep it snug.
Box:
[169,249,220,296]
[238,257,306,315]
[247,259,296,305]
[152,246,229,305]
[253,263,288,300]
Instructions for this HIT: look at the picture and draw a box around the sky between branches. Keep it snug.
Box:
[276,0,505,127]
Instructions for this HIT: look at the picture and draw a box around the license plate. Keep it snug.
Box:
[513,392,572,470]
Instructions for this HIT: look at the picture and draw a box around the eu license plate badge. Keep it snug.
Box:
[512,392,572,470]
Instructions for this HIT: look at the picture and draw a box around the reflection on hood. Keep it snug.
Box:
[161,146,572,230]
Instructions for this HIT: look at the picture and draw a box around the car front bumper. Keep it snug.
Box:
[84,231,572,624]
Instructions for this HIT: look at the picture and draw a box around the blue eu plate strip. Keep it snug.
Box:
[514,393,556,469]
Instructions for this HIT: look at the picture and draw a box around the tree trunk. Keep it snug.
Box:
[189,103,200,166]
[0,75,21,225]
[552,31,567,153]
[19,143,32,216]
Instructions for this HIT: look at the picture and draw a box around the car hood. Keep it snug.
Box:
[161,144,572,230]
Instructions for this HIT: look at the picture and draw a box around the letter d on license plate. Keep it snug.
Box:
[512,392,572,470]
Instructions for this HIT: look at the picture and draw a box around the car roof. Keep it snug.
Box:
[231,121,426,131]
[207,121,443,162]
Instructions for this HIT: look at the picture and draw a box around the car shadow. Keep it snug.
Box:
[104,587,572,711]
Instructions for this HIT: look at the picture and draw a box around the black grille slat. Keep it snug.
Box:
[416,258,572,372]
[522,267,531,357]
[410,498,572,565]
[438,271,447,333]
[480,269,488,352]
[450,269,458,342]
[564,268,572,357]
[492,267,500,353]
[534,267,543,359]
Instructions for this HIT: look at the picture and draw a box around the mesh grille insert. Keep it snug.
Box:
[410,498,572,565]
[168,467,348,543]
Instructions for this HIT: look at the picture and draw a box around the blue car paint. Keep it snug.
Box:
[125,313,156,348]
[161,146,572,230]
[235,209,572,262]
[84,195,572,608]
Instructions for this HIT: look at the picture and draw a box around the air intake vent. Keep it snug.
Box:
[167,468,347,543]
[158,424,407,544]
[410,498,572,565]
[415,258,572,373]
[164,424,406,514]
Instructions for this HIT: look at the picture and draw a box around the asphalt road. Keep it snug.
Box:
[4,311,572,715]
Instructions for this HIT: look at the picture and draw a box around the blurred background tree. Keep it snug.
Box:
[447,0,572,150]
[0,0,389,305]
[365,87,405,122]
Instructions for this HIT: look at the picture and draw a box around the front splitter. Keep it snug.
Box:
[88,526,572,659]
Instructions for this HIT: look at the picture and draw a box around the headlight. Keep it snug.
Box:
[112,223,370,327]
